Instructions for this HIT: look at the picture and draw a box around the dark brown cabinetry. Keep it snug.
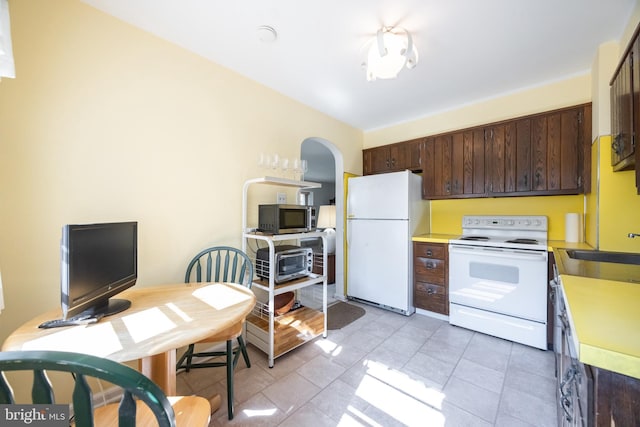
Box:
[611,50,635,170]
[413,242,448,315]
[591,367,640,426]
[423,129,486,198]
[363,138,423,175]
[610,21,640,193]
[420,103,591,199]
[487,104,591,196]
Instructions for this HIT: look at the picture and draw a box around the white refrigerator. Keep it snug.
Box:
[346,170,428,315]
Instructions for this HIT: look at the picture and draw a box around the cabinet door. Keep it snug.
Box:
[422,137,436,197]
[423,136,452,197]
[545,108,582,192]
[451,132,465,195]
[423,131,486,199]
[362,149,373,175]
[389,143,406,171]
[406,138,424,171]
[435,134,453,196]
[634,38,640,192]
[611,51,635,171]
[487,122,515,194]
[363,146,391,175]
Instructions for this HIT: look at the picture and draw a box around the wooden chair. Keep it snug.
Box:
[0,350,210,427]
[176,246,253,420]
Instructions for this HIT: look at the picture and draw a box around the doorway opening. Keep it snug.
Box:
[301,137,345,301]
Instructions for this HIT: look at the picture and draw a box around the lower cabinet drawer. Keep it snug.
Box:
[414,282,448,315]
[414,257,446,284]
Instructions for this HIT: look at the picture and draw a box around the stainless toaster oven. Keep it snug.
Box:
[255,245,313,283]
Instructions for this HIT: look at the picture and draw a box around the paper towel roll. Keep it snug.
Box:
[565,213,581,242]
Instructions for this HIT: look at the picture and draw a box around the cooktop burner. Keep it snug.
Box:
[459,236,490,241]
[504,238,539,245]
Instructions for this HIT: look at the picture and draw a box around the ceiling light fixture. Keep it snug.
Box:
[257,25,277,43]
[363,27,418,81]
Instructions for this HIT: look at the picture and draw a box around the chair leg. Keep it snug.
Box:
[226,339,234,420]
[237,336,251,368]
[176,344,195,372]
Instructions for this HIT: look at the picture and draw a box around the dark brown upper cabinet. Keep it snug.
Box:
[423,129,486,198]
[611,50,635,171]
[610,20,640,193]
[486,104,591,197]
[363,138,424,175]
[422,104,591,199]
[364,104,591,199]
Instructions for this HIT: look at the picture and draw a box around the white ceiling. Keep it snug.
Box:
[81,0,634,131]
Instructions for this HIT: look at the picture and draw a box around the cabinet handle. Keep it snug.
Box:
[613,134,623,155]
[426,250,433,257]
[391,158,395,167]
[386,159,390,167]
[445,181,451,194]
[523,174,527,186]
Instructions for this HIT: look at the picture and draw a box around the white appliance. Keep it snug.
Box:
[448,215,549,349]
[346,171,428,315]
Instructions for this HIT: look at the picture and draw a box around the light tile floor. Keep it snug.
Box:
[177,302,558,427]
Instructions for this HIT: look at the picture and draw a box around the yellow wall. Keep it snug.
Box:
[585,137,600,247]
[597,136,640,251]
[0,0,362,342]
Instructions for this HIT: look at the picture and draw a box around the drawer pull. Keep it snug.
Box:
[426,262,436,269]
[427,288,435,295]
[426,250,433,257]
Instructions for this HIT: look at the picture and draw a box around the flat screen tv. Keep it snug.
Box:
[61,221,138,319]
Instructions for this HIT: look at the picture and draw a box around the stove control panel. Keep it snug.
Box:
[462,215,547,231]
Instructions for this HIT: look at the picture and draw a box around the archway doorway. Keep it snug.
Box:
[301,137,345,301]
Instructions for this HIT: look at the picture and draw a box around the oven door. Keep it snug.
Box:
[449,244,548,321]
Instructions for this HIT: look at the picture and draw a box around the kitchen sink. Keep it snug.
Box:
[565,249,640,265]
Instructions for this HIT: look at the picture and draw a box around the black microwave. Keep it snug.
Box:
[258,204,316,234]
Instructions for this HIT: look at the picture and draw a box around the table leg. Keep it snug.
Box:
[139,350,176,395]
[138,350,222,415]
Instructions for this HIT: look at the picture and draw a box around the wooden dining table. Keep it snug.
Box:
[1,282,256,404]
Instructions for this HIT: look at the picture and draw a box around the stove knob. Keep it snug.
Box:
[474,220,480,225]
[508,220,514,225]
[524,220,531,226]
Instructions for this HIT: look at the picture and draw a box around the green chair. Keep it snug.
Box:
[176,246,254,420]
[0,350,210,427]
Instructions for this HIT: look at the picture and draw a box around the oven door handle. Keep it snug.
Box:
[449,245,547,261]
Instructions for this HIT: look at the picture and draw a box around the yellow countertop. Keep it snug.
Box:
[547,240,593,251]
[412,233,459,243]
[559,274,640,379]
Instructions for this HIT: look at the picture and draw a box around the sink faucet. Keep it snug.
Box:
[629,233,640,238]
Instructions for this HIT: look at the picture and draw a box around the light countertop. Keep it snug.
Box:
[547,240,593,251]
[412,233,459,243]
[559,274,640,379]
